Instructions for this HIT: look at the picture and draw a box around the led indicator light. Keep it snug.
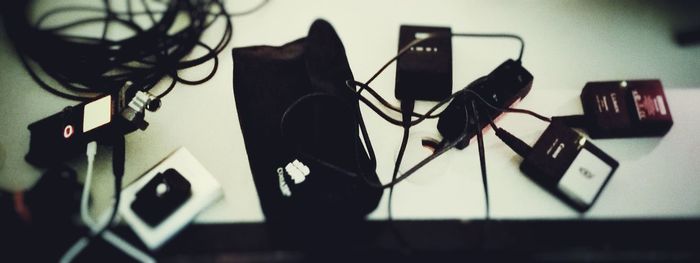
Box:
[63,125,74,138]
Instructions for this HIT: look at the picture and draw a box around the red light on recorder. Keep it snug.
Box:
[63,125,74,138]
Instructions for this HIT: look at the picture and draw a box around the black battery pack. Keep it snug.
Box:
[578,79,673,138]
[395,25,452,101]
[520,122,619,212]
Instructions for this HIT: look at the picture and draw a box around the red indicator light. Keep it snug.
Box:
[63,125,74,138]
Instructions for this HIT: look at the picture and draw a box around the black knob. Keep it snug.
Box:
[147,98,161,112]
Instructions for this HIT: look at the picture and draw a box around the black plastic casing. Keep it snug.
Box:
[437,59,533,149]
[580,79,673,138]
[25,96,134,168]
[520,122,619,212]
[395,25,452,101]
[26,99,107,167]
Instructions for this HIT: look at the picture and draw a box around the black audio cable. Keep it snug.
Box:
[346,80,457,125]
[480,103,533,159]
[387,100,415,220]
[282,31,530,189]
[342,32,527,224]
[462,88,551,123]
[363,32,524,88]
[91,135,125,239]
[227,0,271,16]
[470,100,490,219]
[345,78,552,127]
[488,120,533,160]
[467,94,549,219]
[2,0,235,102]
[351,33,525,121]
[280,91,472,189]
[279,29,553,254]
[4,1,269,260]
[280,30,540,236]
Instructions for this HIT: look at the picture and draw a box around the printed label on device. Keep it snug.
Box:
[83,95,112,132]
[630,84,671,121]
[558,148,613,206]
[580,79,673,138]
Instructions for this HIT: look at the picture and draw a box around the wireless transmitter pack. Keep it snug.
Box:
[396,25,452,101]
[554,79,673,138]
[26,95,115,168]
[25,83,160,168]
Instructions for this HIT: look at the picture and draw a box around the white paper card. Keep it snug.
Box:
[558,148,612,206]
[83,95,112,132]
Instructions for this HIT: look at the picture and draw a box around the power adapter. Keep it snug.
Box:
[437,59,533,149]
[554,79,673,138]
[395,25,452,101]
[519,121,618,212]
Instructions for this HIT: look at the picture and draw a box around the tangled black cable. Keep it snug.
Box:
[283,30,532,188]
[2,0,238,101]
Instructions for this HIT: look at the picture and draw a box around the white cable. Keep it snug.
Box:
[80,141,98,228]
[60,216,156,263]
[81,141,119,232]
[60,142,156,263]
[59,238,89,263]
[61,142,98,263]
[59,222,156,263]
[102,231,156,263]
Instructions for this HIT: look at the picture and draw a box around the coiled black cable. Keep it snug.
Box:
[2,0,236,101]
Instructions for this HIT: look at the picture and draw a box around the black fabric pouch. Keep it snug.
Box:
[232,19,382,225]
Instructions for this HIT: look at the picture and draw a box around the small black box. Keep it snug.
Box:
[520,122,619,212]
[395,25,452,101]
[580,79,673,138]
[25,95,116,167]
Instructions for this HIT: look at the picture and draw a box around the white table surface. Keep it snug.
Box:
[1,0,699,223]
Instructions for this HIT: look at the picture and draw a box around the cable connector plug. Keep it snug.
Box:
[120,90,159,130]
[86,141,97,162]
[551,115,587,129]
[494,127,532,158]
